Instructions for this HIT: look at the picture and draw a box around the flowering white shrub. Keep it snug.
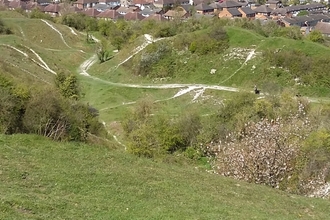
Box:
[207,102,311,189]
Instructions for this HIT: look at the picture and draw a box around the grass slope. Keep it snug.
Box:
[0,12,93,87]
[1,134,330,219]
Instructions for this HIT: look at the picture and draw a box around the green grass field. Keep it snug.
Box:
[1,134,330,219]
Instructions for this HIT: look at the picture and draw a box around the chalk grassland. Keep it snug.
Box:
[1,134,330,219]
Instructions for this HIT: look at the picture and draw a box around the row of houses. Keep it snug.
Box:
[1,0,330,26]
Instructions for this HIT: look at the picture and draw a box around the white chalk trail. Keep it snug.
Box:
[2,44,28,57]
[68,26,77,36]
[27,47,57,74]
[41,19,71,49]
[79,54,98,76]
[19,27,26,39]
[2,44,57,75]
[193,88,205,102]
[221,49,256,83]
[102,121,127,150]
[173,86,201,98]
[115,34,163,69]
[3,60,51,84]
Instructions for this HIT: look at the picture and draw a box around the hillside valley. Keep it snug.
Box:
[1,10,330,219]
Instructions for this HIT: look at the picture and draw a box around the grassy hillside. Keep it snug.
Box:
[0,11,94,87]
[1,134,330,219]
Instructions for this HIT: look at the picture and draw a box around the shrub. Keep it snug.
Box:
[208,104,311,189]
[0,18,12,35]
[307,30,324,43]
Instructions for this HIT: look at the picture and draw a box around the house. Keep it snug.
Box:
[37,0,52,6]
[99,0,121,6]
[195,3,214,15]
[191,12,215,19]
[0,0,10,7]
[279,14,330,27]
[163,7,189,20]
[190,0,209,6]
[314,22,330,37]
[82,8,100,17]
[209,2,221,13]
[124,11,145,20]
[218,0,243,9]
[153,0,189,8]
[8,0,38,12]
[153,0,175,8]
[238,7,255,19]
[96,9,121,19]
[265,0,281,10]
[272,3,326,18]
[43,3,61,17]
[93,3,119,12]
[253,5,272,20]
[132,0,153,8]
[218,0,243,18]
[73,0,99,10]
[116,5,140,15]
[139,6,163,17]
[142,13,167,21]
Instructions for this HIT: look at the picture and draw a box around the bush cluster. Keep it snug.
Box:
[264,49,330,87]
[122,99,202,158]
[0,18,12,35]
[0,74,104,142]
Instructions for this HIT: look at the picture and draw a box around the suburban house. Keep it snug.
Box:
[0,0,9,7]
[280,14,330,27]
[272,3,326,18]
[195,3,214,15]
[124,11,144,20]
[99,0,121,7]
[218,1,243,18]
[238,7,255,19]
[143,13,167,20]
[8,0,39,12]
[163,6,189,20]
[265,0,281,9]
[43,3,61,16]
[139,5,163,17]
[73,0,99,10]
[82,7,100,16]
[132,0,153,8]
[209,2,221,13]
[314,22,330,37]
[253,5,272,20]
[96,8,121,19]
[153,0,189,9]
[116,5,140,15]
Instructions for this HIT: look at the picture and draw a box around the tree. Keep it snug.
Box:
[55,72,80,100]
[96,39,112,63]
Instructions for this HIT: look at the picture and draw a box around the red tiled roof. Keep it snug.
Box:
[43,3,61,13]
[96,9,120,19]
[124,11,144,20]
[143,13,166,21]
[82,8,100,17]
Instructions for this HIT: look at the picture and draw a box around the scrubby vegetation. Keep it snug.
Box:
[1,10,330,201]
[0,18,11,34]
[0,71,105,142]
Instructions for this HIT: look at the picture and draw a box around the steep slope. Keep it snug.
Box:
[1,134,330,219]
